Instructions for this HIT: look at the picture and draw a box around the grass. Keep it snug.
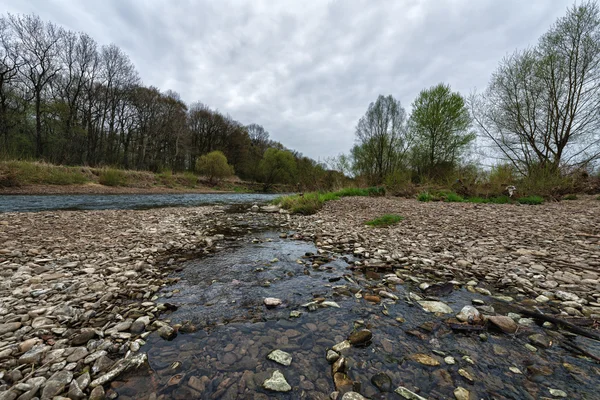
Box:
[517,195,544,205]
[563,194,578,200]
[417,190,530,205]
[276,186,385,215]
[0,160,90,186]
[365,214,403,227]
[98,168,128,186]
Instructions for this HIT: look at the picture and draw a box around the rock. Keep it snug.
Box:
[158,325,176,340]
[454,387,470,400]
[348,329,372,346]
[262,370,291,392]
[188,375,208,392]
[18,344,49,365]
[363,295,381,303]
[487,316,518,334]
[333,372,354,392]
[529,334,552,349]
[456,306,483,324]
[0,322,21,335]
[68,379,86,400]
[535,295,550,303]
[130,316,150,334]
[395,386,428,400]
[89,386,105,400]
[18,338,40,353]
[71,329,96,346]
[342,392,368,400]
[555,291,580,302]
[326,350,340,363]
[458,369,474,383]
[267,349,292,366]
[41,370,73,399]
[549,388,567,398]
[444,356,456,365]
[66,347,89,363]
[418,301,453,314]
[90,353,147,388]
[261,205,280,213]
[332,340,351,352]
[371,372,392,392]
[264,297,282,307]
[409,353,440,366]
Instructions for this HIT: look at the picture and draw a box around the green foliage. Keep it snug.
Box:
[0,161,89,186]
[277,186,385,215]
[365,214,404,227]
[444,192,464,202]
[409,83,475,179]
[563,194,578,200]
[259,148,297,189]
[195,151,234,185]
[179,172,198,187]
[98,168,128,186]
[517,195,544,205]
[417,192,433,202]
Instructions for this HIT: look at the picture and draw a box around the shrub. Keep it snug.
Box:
[196,151,234,185]
[417,192,432,202]
[489,195,510,204]
[99,169,128,186]
[517,195,544,205]
[444,192,464,202]
[563,194,577,200]
[366,214,404,227]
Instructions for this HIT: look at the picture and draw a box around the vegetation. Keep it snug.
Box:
[259,148,298,191]
[195,151,234,185]
[365,214,404,227]
[277,187,385,215]
[517,196,545,205]
[98,169,128,187]
[563,194,578,200]
[417,190,531,205]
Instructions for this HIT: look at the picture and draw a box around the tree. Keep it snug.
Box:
[471,1,600,175]
[409,83,474,179]
[354,94,411,184]
[195,150,234,185]
[259,148,297,190]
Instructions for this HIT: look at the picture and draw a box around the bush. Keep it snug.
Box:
[444,192,464,202]
[366,214,403,227]
[99,169,128,186]
[563,194,577,200]
[196,151,234,185]
[517,195,544,205]
[417,192,433,202]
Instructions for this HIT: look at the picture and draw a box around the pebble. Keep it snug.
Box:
[262,370,291,392]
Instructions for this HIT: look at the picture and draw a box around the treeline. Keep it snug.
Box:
[0,14,342,190]
[332,1,600,193]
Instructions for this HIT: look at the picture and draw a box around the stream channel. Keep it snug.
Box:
[110,207,599,400]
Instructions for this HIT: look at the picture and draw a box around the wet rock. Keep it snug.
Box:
[409,353,440,366]
[264,297,282,308]
[262,370,291,392]
[267,349,292,366]
[326,350,340,363]
[529,334,551,349]
[90,353,147,388]
[444,356,456,365]
[333,372,354,392]
[188,375,209,392]
[549,388,567,398]
[458,369,474,383]
[418,301,453,314]
[332,340,351,352]
[395,386,427,400]
[158,325,176,340]
[341,392,368,400]
[371,372,392,392]
[487,315,518,334]
[363,295,381,303]
[456,306,483,324]
[454,387,470,400]
[89,386,105,400]
[348,329,372,346]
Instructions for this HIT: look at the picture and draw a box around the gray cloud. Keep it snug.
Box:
[4,0,572,161]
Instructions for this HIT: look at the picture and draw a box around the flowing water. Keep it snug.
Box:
[112,220,600,400]
[0,193,281,213]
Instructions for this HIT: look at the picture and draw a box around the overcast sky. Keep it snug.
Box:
[4,0,573,161]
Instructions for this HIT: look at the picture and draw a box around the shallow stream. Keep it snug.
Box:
[111,222,600,399]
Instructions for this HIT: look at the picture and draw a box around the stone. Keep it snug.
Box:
[18,344,49,365]
[363,295,381,303]
[418,301,453,314]
[262,370,291,392]
[89,386,105,400]
[529,334,552,349]
[264,297,282,307]
[18,338,40,353]
[0,322,21,335]
[409,353,440,366]
[158,325,176,340]
[349,329,372,346]
[555,291,580,302]
[342,392,368,400]
[395,386,428,400]
[267,349,292,366]
[444,356,456,365]
[535,295,550,303]
[332,340,351,352]
[66,347,89,363]
[71,329,96,346]
[456,306,483,324]
[549,388,567,398]
[326,350,340,363]
[487,316,518,334]
[454,387,470,400]
[371,372,392,392]
[41,370,73,399]
[458,369,474,382]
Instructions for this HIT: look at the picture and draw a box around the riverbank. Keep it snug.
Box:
[0,197,599,399]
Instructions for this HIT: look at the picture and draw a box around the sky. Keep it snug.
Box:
[3,0,573,162]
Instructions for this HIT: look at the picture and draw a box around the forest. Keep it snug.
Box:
[1,0,600,195]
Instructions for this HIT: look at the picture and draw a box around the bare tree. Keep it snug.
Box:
[472,1,600,175]
[9,14,64,157]
[0,16,23,152]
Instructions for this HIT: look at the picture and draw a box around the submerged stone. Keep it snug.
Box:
[418,301,453,314]
[267,349,292,366]
[262,370,291,392]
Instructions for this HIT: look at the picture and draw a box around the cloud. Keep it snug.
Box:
[4,0,573,161]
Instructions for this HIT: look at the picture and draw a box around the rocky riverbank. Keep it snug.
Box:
[0,197,599,399]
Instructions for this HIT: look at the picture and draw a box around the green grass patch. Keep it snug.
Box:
[418,191,514,205]
[517,195,544,205]
[563,194,578,200]
[98,168,128,186]
[365,214,403,227]
[444,192,464,202]
[417,192,433,202]
[0,160,89,186]
[277,186,385,215]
